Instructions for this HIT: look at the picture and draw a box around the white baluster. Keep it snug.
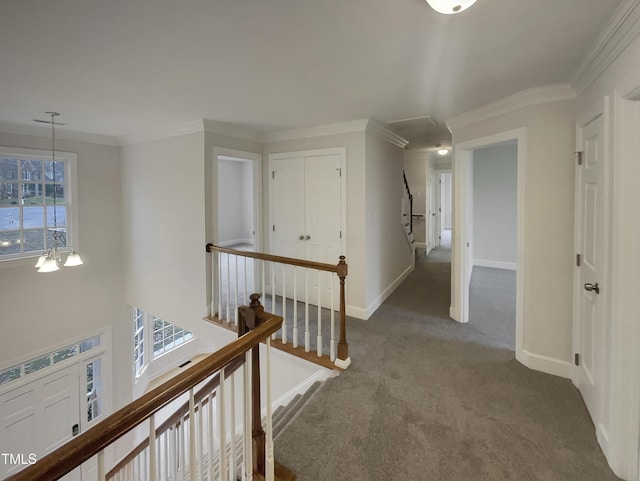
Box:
[189,389,197,481]
[208,392,215,480]
[226,254,231,323]
[305,268,310,352]
[271,261,276,319]
[218,252,222,321]
[170,425,177,481]
[243,352,253,481]
[235,255,239,325]
[163,431,169,481]
[261,259,265,305]
[317,270,322,357]
[281,264,287,344]
[198,398,205,481]
[97,450,105,481]
[244,257,248,304]
[293,268,298,348]
[230,373,237,481]
[265,338,275,481]
[149,415,158,481]
[218,368,228,481]
[181,411,187,480]
[330,273,336,361]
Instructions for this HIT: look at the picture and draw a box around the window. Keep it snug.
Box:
[0,147,78,261]
[86,359,103,423]
[132,308,194,377]
[0,333,102,387]
[133,308,145,376]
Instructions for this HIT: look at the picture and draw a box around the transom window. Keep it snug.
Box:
[0,147,78,261]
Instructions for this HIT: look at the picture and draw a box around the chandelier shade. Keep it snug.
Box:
[425,0,477,14]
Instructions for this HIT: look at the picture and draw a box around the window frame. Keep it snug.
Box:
[0,146,79,266]
[132,308,195,380]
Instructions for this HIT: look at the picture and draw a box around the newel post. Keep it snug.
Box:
[238,293,266,477]
[336,256,351,368]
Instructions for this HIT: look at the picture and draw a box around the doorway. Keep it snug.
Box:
[436,171,452,249]
[216,151,261,252]
[452,128,525,358]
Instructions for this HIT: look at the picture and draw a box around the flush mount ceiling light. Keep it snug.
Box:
[426,0,478,14]
[437,148,450,156]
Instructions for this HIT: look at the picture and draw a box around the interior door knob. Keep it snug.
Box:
[298,235,304,240]
[584,282,600,294]
[305,235,311,240]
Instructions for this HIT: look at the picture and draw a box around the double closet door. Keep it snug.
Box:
[269,149,345,307]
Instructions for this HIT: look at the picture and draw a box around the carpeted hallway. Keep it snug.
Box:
[275,245,620,481]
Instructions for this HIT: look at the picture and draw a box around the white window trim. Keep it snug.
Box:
[0,146,79,267]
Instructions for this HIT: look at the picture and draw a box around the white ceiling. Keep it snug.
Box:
[0,0,623,146]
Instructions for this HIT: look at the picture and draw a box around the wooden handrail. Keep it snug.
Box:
[6,315,283,481]
[206,243,340,273]
[105,356,245,479]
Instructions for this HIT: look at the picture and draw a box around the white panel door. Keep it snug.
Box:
[0,364,81,480]
[304,154,342,307]
[577,115,604,420]
[272,157,306,260]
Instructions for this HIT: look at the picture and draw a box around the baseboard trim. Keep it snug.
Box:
[414,242,427,249]
[218,238,254,248]
[449,306,461,322]
[346,264,414,320]
[272,367,335,409]
[474,258,517,270]
[518,349,573,379]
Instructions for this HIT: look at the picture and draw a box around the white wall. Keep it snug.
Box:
[472,143,517,267]
[365,132,414,314]
[442,172,452,229]
[217,159,253,246]
[0,131,131,408]
[121,132,209,334]
[450,100,576,371]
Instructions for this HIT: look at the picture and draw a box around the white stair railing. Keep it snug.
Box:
[206,244,350,368]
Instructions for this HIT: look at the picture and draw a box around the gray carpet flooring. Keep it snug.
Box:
[275,246,620,481]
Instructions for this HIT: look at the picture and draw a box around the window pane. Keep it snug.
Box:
[23,206,45,229]
[47,227,67,248]
[24,355,51,375]
[0,207,20,231]
[0,367,21,385]
[0,231,21,255]
[0,186,20,207]
[21,160,42,181]
[0,159,18,181]
[22,185,45,205]
[23,229,45,253]
[53,345,78,363]
[80,335,101,353]
[45,161,64,182]
[44,184,65,205]
[46,205,66,227]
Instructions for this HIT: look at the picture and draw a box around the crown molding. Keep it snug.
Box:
[366,119,409,148]
[0,120,121,146]
[571,0,640,92]
[202,119,266,144]
[445,84,576,131]
[119,120,206,146]
[264,119,370,143]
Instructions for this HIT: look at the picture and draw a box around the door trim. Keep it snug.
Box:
[267,147,347,260]
[451,128,526,363]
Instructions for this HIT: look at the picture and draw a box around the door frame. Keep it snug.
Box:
[451,128,526,361]
[212,147,263,252]
[434,169,452,248]
[267,147,347,259]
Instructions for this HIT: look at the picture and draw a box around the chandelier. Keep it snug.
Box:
[33,112,83,272]
[426,0,478,14]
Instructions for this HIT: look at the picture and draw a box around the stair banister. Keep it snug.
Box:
[206,243,350,367]
[5,311,283,481]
